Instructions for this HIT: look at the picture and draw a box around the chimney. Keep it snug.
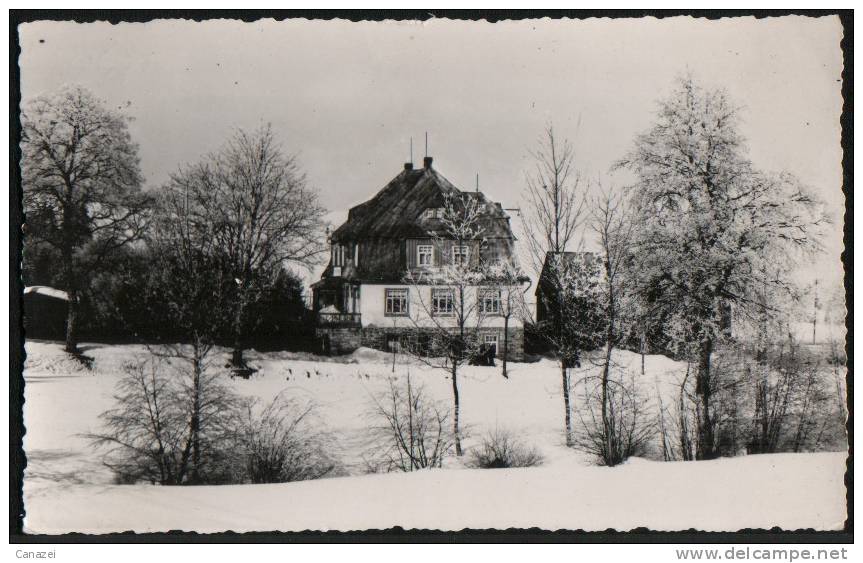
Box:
[404,162,413,171]
[423,156,433,169]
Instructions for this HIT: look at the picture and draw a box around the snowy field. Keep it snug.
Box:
[22,340,847,533]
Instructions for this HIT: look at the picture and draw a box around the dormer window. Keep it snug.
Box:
[332,244,346,267]
[452,245,469,266]
[422,208,444,220]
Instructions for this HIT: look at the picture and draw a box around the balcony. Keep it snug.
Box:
[317,311,362,328]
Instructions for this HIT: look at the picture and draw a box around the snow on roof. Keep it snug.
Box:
[23,286,70,301]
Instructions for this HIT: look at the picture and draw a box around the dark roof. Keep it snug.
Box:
[331,163,515,242]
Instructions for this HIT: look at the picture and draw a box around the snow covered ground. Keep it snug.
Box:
[21,340,847,533]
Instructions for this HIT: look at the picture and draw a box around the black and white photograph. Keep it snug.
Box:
[11,11,850,538]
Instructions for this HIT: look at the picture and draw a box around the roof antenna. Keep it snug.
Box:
[425,131,428,157]
[475,173,479,193]
[410,137,413,166]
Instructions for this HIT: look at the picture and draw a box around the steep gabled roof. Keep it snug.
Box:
[331,162,514,242]
[535,251,598,296]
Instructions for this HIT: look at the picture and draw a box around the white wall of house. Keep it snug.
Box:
[359,283,525,329]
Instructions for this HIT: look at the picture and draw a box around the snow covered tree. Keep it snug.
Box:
[538,252,605,446]
[165,124,327,371]
[21,85,150,354]
[403,192,489,456]
[573,186,647,465]
[615,75,827,459]
[485,259,529,378]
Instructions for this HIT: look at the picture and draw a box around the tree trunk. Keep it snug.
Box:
[407,372,415,470]
[62,241,79,354]
[190,353,202,483]
[640,332,646,376]
[502,316,509,378]
[64,294,78,354]
[451,360,462,456]
[231,291,247,368]
[562,362,572,446]
[601,339,614,464]
[695,337,716,460]
[231,342,245,368]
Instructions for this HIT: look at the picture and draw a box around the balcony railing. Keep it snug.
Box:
[317,311,362,327]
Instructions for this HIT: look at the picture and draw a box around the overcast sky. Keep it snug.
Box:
[19,16,844,285]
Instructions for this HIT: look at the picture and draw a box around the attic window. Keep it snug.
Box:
[423,208,444,220]
[332,244,347,267]
[452,245,470,266]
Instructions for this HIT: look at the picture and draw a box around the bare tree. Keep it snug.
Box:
[364,372,453,472]
[522,124,587,275]
[573,367,655,466]
[166,124,327,370]
[21,85,151,354]
[403,192,489,456]
[485,259,529,378]
[615,74,827,459]
[578,185,639,464]
[521,123,594,447]
[663,361,696,461]
[89,356,241,485]
[747,335,838,455]
[122,175,237,483]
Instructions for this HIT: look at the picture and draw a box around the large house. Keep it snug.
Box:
[312,156,526,360]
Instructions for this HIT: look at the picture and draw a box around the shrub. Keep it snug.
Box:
[90,356,339,485]
[364,374,453,472]
[573,367,655,466]
[89,356,241,485]
[467,428,544,469]
[235,393,339,483]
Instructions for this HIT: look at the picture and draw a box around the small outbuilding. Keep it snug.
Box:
[23,286,69,340]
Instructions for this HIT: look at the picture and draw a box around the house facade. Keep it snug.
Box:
[312,156,526,360]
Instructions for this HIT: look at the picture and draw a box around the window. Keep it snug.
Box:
[452,245,470,266]
[479,289,501,315]
[431,288,454,316]
[385,288,409,316]
[423,208,443,219]
[332,244,345,267]
[417,245,434,267]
